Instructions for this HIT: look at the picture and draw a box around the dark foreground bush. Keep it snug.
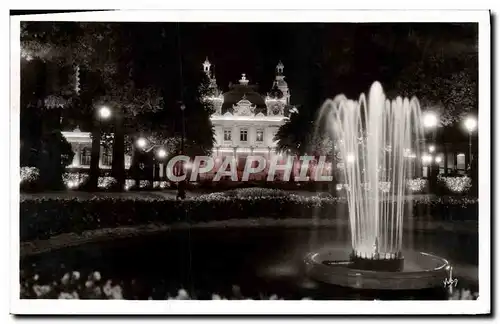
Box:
[20,192,478,242]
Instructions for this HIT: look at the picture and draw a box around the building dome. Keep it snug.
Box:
[221,86,266,115]
[221,74,267,115]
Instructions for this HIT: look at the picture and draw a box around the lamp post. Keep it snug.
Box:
[177,103,186,200]
[132,137,148,188]
[421,153,433,177]
[97,106,112,136]
[423,111,438,146]
[464,116,477,172]
[422,111,438,175]
[87,106,112,190]
[156,148,167,183]
[98,105,112,169]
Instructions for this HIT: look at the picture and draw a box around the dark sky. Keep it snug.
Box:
[126,22,477,108]
[22,21,478,113]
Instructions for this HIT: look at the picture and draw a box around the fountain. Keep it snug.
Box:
[304,82,451,290]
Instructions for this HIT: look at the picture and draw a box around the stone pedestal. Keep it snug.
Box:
[348,251,404,272]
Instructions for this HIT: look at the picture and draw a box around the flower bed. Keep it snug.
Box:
[438,176,472,194]
[20,269,477,300]
[20,191,478,242]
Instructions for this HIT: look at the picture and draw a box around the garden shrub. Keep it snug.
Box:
[62,172,89,189]
[98,177,117,190]
[437,176,472,195]
[20,194,478,242]
[20,167,40,191]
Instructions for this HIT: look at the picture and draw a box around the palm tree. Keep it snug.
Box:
[275,109,312,156]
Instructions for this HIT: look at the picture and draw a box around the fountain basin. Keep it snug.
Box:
[305,247,450,290]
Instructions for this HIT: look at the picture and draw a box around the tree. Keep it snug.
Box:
[21,22,165,190]
[275,109,312,156]
[21,22,117,190]
[20,23,81,188]
[36,131,74,189]
[392,54,477,126]
[93,81,163,190]
[178,67,216,157]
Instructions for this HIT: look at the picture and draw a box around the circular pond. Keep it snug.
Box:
[20,224,478,300]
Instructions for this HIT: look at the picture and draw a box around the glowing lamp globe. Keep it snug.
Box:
[136,138,147,149]
[464,117,477,133]
[157,149,167,159]
[422,112,438,129]
[99,106,111,119]
[435,156,443,164]
[421,154,432,165]
[428,145,435,153]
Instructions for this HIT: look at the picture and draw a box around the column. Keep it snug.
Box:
[233,126,238,146]
[159,163,164,178]
[73,144,81,167]
[233,146,238,168]
[99,145,104,169]
[250,126,255,146]
[465,142,471,173]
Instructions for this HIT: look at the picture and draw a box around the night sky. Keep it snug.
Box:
[124,22,477,109]
[20,20,478,122]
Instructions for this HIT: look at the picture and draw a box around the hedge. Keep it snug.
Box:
[20,192,478,242]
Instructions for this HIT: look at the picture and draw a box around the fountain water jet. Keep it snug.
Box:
[305,82,450,290]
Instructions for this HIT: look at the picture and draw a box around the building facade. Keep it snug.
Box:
[61,127,132,172]
[203,58,291,172]
[61,59,293,176]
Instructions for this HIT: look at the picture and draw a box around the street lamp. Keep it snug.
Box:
[422,111,438,129]
[435,156,442,164]
[157,148,167,159]
[428,145,435,153]
[136,137,147,150]
[98,106,112,120]
[421,153,433,165]
[463,116,477,171]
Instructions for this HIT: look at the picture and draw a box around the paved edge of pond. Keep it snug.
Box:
[20,218,478,258]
